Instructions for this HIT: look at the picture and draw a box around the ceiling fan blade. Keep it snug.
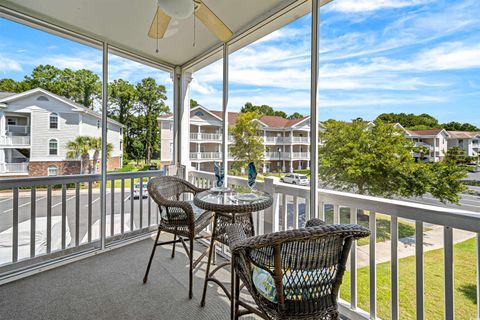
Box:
[194,1,233,42]
[148,7,171,39]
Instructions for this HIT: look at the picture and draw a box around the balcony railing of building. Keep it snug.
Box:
[0,162,29,173]
[188,170,480,320]
[190,133,222,141]
[0,136,31,146]
[6,125,29,135]
[0,170,161,279]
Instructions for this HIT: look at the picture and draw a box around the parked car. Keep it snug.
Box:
[133,182,148,199]
[280,173,309,185]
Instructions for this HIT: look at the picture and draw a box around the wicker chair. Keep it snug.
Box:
[227,221,370,319]
[143,176,214,299]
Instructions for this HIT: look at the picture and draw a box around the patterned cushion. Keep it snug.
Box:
[252,265,331,303]
[160,200,206,221]
[252,264,277,302]
[186,200,206,219]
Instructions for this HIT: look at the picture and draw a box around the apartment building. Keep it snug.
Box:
[0,88,124,177]
[158,106,311,173]
[447,131,480,157]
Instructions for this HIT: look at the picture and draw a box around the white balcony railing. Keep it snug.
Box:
[291,152,310,159]
[190,152,222,160]
[0,136,31,146]
[190,133,222,141]
[290,136,310,143]
[6,125,29,134]
[188,170,480,320]
[1,162,29,173]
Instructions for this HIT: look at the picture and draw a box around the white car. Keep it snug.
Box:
[133,182,148,199]
[280,174,309,185]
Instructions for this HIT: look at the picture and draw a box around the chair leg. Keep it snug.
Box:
[171,228,177,259]
[234,273,240,320]
[143,227,162,284]
[200,219,217,307]
[189,237,194,299]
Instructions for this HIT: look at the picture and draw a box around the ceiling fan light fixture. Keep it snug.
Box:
[157,0,194,19]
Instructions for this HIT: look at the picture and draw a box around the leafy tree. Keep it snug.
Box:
[190,99,199,108]
[66,136,93,174]
[70,69,101,108]
[376,112,439,128]
[240,102,291,119]
[319,120,467,203]
[0,78,20,92]
[89,137,113,173]
[288,112,304,119]
[230,111,264,171]
[442,121,479,131]
[135,77,169,164]
[445,146,475,165]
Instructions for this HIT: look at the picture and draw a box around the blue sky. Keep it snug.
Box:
[1,0,479,125]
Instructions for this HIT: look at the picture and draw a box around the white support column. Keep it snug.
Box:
[172,67,193,171]
[309,0,320,220]
[100,42,108,250]
[0,111,5,136]
[221,43,229,185]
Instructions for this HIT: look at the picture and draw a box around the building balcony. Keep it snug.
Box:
[0,162,29,174]
[190,133,222,142]
[6,125,30,135]
[0,170,477,319]
[0,135,31,146]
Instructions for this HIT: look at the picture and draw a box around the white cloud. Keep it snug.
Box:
[0,55,23,73]
[325,0,432,13]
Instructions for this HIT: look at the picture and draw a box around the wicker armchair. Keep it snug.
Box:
[227,222,370,319]
[143,176,214,299]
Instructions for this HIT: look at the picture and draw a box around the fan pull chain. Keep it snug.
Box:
[193,15,196,47]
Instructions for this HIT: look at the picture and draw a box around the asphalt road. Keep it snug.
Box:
[0,190,158,241]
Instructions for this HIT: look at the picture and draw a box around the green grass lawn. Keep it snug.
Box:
[324,208,426,246]
[340,237,478,319]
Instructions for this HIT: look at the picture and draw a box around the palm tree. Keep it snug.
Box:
[66,136,92,174]
[89,137,113,174]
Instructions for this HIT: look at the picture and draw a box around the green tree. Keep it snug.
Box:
[229,111,264,170]
[442,121,479,131]
[135,77,169,164]
[190,99,199,108]
[445,146,475,165]
[66,136,93,174]
[288,112,304,119]
[0,78,20,92]
[70,69,101,108]
[319,120,467,203]
[376,112,439,128]
[89,137,113,173]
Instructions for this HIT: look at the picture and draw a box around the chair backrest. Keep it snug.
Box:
[147,176,193,205]
[233,224,370,318]
[164,164,186,179]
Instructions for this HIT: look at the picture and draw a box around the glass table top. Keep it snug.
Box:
[196,189,270,206]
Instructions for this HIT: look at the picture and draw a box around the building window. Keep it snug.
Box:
[47,165,58,176]
[97,120,100,129]
[49,139,58,155]
[120,141,123,151]
[49,113,58,129]
[7,118,16,125]
[194,111,204,117]
[120,127,123,135]
[37,96,49,101]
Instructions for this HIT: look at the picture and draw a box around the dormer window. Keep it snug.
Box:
[194,111,204,117]
[37,96,49,101]
[49,113,58,129]
[97,120,100,129]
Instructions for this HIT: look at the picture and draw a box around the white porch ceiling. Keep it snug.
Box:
[0,0,326,71]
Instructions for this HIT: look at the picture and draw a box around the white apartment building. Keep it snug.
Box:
[0,88,124,177]
[158,106,311,173]
[404,128,450,162]
[447,131,480,157]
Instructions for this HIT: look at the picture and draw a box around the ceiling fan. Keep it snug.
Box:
[148,0,233,43]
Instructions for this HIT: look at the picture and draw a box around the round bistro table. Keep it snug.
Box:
[194,189,273,310]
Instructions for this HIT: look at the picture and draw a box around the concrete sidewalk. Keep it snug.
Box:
[355,226,476,268]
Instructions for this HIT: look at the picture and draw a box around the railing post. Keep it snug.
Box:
[100,41,108,250]
[264,177,277,233]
